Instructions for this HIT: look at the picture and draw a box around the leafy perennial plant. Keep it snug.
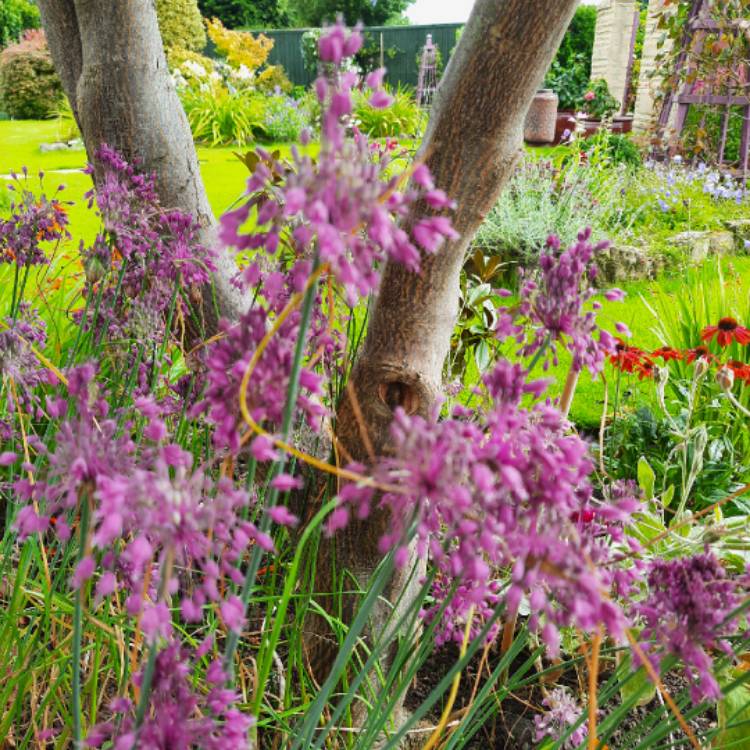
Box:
[1,20,750,750]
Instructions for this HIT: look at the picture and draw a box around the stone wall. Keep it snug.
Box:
[590,0,638,108]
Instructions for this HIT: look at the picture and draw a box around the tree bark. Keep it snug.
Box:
[37,0,245,333]
[309,0,580,680]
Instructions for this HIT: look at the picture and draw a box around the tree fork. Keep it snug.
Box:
[310,0,580,679]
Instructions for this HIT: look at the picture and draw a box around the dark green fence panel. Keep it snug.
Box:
[255,23,462,89]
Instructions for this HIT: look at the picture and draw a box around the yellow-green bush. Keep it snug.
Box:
[155,0,206,52]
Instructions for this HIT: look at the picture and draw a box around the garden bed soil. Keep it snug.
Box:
[405,642,717,748]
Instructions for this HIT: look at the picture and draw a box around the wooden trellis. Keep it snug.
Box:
[657,0,750,178]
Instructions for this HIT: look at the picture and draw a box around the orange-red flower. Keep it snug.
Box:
[609,339,651,374]
[685,345,716,364]
[637,359,655,380]
[726,359,750,384]
[652,346,683,362]
[701,317,750,347]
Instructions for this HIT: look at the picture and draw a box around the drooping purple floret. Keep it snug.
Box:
[218,20,456,305]
[635,551,748,704]
[500,229,620,375]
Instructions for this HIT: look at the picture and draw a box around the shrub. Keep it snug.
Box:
[579,78,619,120]
[197,0,289,28]
[206,17,273,70]
[554,4,597,75]
[0,30,63,119]
[473,153,635,268]
[544,5,597,110]
[260,94,309,141]
[255,64,292,94]
[353,85,423,138]
[0,0,40,48]
[181,86,265,145]
[155,0,206,52]
[544,52,590,111]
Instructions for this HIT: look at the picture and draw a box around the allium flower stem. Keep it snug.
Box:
[9,264,20,316]
[71,491,92,746]
[130,547,175,749]
[223,256,321,677]
[559,367,579,419]
[527,333,552,372]
[150,284,179,390]
[11,266,31,320]
[422,605,475,750]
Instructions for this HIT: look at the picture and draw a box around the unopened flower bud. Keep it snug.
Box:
[716,366,735,392]
[654,365,669,386]
[693,357,710,380]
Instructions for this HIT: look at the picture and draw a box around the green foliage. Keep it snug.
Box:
[197,0,289,29]
[0,31,63,119]
[577,132,643,168]
[181,87,266,145]
[353,85,423,138]
[579,78,619,121]
[288,0,414,27]
[259,94,310,142]
[155,0,207,52]
[473,149,638,269]
[544,52,590,111]
[0,0,39,49]
[544,5,601,111]
[555,4,597,75]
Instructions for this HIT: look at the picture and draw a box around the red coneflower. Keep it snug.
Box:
[609,339,649,374]
[685,345,715,364]
[726,359,750,384]
[701,317,750,347]
[652,346,683,362]
[637,359,655,380]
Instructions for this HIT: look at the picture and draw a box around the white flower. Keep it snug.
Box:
[182,60,207,78]
[235,64,253,80]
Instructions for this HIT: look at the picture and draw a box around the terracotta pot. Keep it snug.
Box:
[611,115,634,134]
[524,89,558,144]
[553,110,577,145]
[580,118,603,138]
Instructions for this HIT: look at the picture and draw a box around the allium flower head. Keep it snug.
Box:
[218,24,456,304]
[534,687,588,749]
[501,229,620,375]
[0,172,69,266]
[337,356,641,650]
[635,551,748,704]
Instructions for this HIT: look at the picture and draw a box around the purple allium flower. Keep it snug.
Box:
[0,304,51,424]
[635,551,748,704]
[198,286,328,453]
[87,642,253,749]
[534,687,588,749]
[336,356,642,649]
[218,27,456,305]
[77,146,215,396]
[500,229,618,375]
[0,173,69,266]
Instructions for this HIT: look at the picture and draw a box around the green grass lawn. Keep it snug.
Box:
[3,119,750,430]
[0,119,299,242]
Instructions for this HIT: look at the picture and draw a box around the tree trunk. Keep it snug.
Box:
[37,0,245,333]
[309,0,580,681]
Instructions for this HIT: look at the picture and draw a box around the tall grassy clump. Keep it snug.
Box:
[1,21,750,750]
